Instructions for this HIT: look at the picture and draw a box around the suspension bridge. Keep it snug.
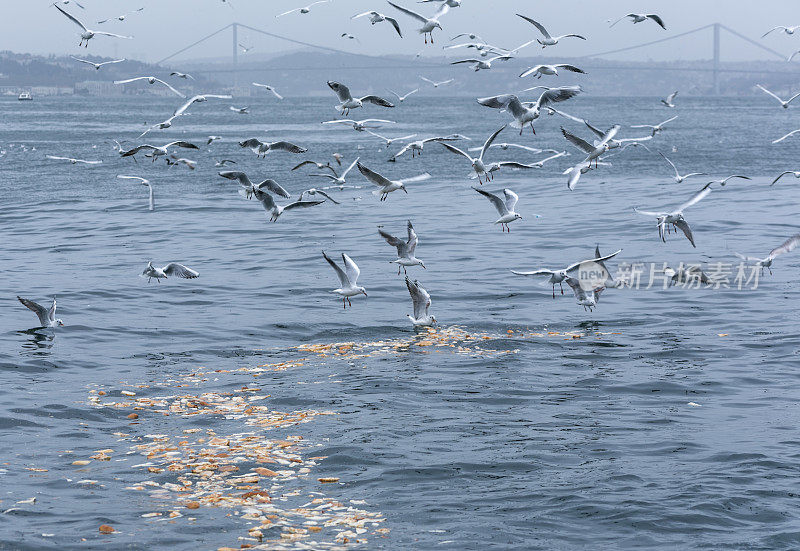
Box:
[155,22,792,94]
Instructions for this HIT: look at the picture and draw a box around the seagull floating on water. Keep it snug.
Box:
[17,296,63,328]
[322,251,367,308]
[379,220,425,274]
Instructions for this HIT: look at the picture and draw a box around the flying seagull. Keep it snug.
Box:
[114,76,185,98]
[634,184,712,247]
[473,187,523,232]
[511,249,622,298]
[117,175,154,210]
[277,1,330,17]
[610,13,666,30]
[327,81,394,115]
[141,262,199,283]
[17,296,63,328]
[322,251,367,308]
[630,115,677,136]
[516,14,586,47]
[419,76,454,87]
[379,220,425,274]
[322,118,396,132]
[519,63,586,78]
[365,130,418,148]
[405,277,436,327]
[357,162,431,200]
[45,155,101,165]
[70,56,125,70]
[218,171,290,199]
[238,138,307,158]
[388,134,467,160]
[561,125,620,168]
[252,82,283,99]
[174,94,233,116]
[762,25,800,38]
[387,1,449,44]
[311,156,360,188]
[170,71,194,79]
[351,10,403,37]
[756,84,800,109]
[120,141,199,161]
[389,88,419,102]
[661,90,678,108]
[477,86,582,134]
[734,234,800,275]
[771,170,800,185]
[253,187,324,222]
[440,125,506,183]
[659,152,706,183]
[53,4,132,47]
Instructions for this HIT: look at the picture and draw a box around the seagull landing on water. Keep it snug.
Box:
[516,14,586,48]
[519,64,586,79]
[117,175,154,211]
[511,248,622,298]
[406,277,435,327]
[477,86,582,135]
[327,81,394,116]
[322,252,367,309]
[70,56,125,70]
[141,262,199,283]
[238,138,307,158]
[252,82,283,99]
[218,171,290,200]
[17,296,63,328]
[357,162,430,200]
[53,3,132,47]
[610,13,666,30]
[756,84,800,109]
[379,220,425,274]
[440,125,505,183]
[661,91,678,108]
[387,1,449,44]
[734,234,800,275]
[659,152,706,183]
[351,11,403,37]
[473,187,522,232]
[634,184,713,248]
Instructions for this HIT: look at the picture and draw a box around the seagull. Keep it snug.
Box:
[634,184,712,247]
[298,188,340,204]
[477,87,582,134]
[218,171,290,199]
[762,25,800,38]
[365,130,418,148]
[17,296,63,328]
[357,162,431,200]
[277,1,330,17]
[563,160,611,191]
[97,8,144,24]
[389,134,467,160]
[252,83,283,99]
[734,234,800,275]
[419,76,454,87]
[583,120,652,150]
[327,81,394,116]
[253,187,324,222]
[238,43,254,53]
[771,170,800,185]
[561,125,620,168]
[141,262,198,283]
[473,187,522,232]
[292,160,337,175]
[756,84,800,109]
[451,53,515,72]
[53,4,133,47]
[332,153,343,165]
[379,220,425,274]
[341,33,360,42]
[117,175,154,210]
[170,71,194,80]
[114,76,185,98]
[659,152,706,183]
[706,175,751,188]
[516,14,586,47]
[389,88,418,102]
[610,13,666,30]
[351,11,403,37]
[519,63,586,78]
[661,91,678,107]
[387,1,449,44]
[322,118,395,132]
[322,252,367,308]
[405,277,436,327]
[166,156,196,170]
[564,278,604,312]
[440,125,505,183]
[70,56,125,70]
[173,94,233,116]
[631,115,677,136]
[471,143,560,155]
[450,32,483,41]
[121,141,199,161]
[138,113,185,139]
[481,160,542,179]
[511,249,621,298]
[45,155,101,165]
[420,0,460,6]
[215,159,236,167]
[528,150,568,168]
[207,136,222,145]
[311,157,360,188]
[663,265,710,287]
[229,105,249,114]
[238,138,307,158]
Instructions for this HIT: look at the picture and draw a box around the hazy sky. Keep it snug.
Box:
[5,1,799,64]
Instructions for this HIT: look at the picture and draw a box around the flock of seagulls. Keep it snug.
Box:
[16,2,800,328]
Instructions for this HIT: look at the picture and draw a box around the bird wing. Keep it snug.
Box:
[675,185,712,213]
[398,173,431,185]
[256,179,291,198]
[767,234,800,260]
[557,64,586,73]
[674,219,696,247]
[561,127,594,153]
[598,125,621,146]
[114,77,149,84]
[757,84,783,103]
[386,16,403,37]
[269,141,308,153]
[121,145,156,156]
[473,187,507,215]
[152,78,185,98]
[117,175,149,184]
[254,188,276,211]
[341,156,360,178]
[476,94,513,110]
[497,161,536,169]
[667,91,678,102]
[163,263,199,278]
[771,171,794,185]
[357,162,393,187]
[351,11,374,19]
[440,142,473,162]
[772,129,800,144]
[173,95,200,116]
[537,86,583,108]
[787,92,800,105]
[658,115,678,127]
[565,249,622,272]
[322,119,355,126]
[342,253,360,285]
[283,200,325,211]
[516,14,550,39]
[510,269,554,277]
[503,189,518,211]
[93,31,133,38]
[584,120,606,139]
[387,1,428,23]
[312,189,340,204]
[480,125,506,161]
[323,251,349,287]
[406,278,431,319]
[659,151,679,176]
[519,65,544,78]
[327,80,352,102]
[379,229,407,256]
[433,3,449,19]
[359,95,395,107]
[566,166,582,190]
[276,7,301,17]
[406,220,418,254]
[165,141,199,150]
[762,26,784,38]
[17,296,50,326]
[646,14,666,29]
[53,4,88,31]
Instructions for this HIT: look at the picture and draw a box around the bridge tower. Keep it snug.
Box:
[713,23,721,95]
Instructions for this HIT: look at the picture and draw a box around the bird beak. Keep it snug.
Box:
[363,290,368,297]
[403,188,408,194]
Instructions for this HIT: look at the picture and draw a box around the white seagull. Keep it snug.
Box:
[661,90,678,107]
[389,134,467,160]
[141,262,198,283]
[659,152,706,183]
[756,84,800,109]
[511,249,621,298]
[322,252,367,308]
[17,296,63,328]
[610,13,666,30]
[121,141,199,161]
[561,125,620,168]
[706,175,751,187]
[734,234,800,275]
[218,171,290,199]
[389,88,419,102]
[451,53,515,72]
[170,71,194,80]
[252,83,283,99]
[238,138,307,158]
[70,56,125,70]
[53,4,132,47]
[365,130,418,148]
[114,76,185,98]
[563,160,611,191]
[440,125,506,183]
[631,115,677,136]
[45,155,101,165]
[173,94,233,116]
[138,113,185,139]
[762,25,800,38]
[253,187,324,222]
[771,170,800,185]
[516,14,587,47]
[405,277,436,327]
[387,1,449,44]
[379,220,425,274]
[322,118,395,132]
[519,63,586,78]
[634,184,712,247]
[229,105,249,114]
[277,1,330,17]
[351,11,403,37]
[474,187,522,232]
[419,76,454,87]
[565,277,604,312]
[477,87,582,134]
[117,175,154,210]
[357,162,431,200]
[298,188,340,204]
[327,81,394,115]
[311,157,360,188]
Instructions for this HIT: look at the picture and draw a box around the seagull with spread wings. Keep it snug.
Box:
[734,234,800,275]
[379,220,425,274]
[477,87,582,135]
[511,249,622,298]
[473,187,523,232]
[46,155,101,165]
[252,82,283,99]
[141,262,198,283]
[419,76,454,87]
[405,277,436,327]
[440,125,505,183]
[114,76,185,98]
[516,14,586,48]
[659,152,706,183]
[519,63,586,79]
[120,141,199,162]
[351,10,403,37]
[238,138,307,158]
[387,1,449,44]
[610,13,666,30]
[253,187,325,223]
[357,162,431,200]
[17,296,63,328]
[327,81,394,116]
[322,252,367,309]
[756,84,800,109]
[277,1,329,17]
[661,90,678,108]
[53,4,132,47]
[634,184,712,247]
[70,56,125,70]
[173,94,233,116]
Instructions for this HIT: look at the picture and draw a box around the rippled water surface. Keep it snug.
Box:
[1,95,799,550]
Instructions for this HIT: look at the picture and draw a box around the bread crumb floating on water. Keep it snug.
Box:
[98,524,115,534]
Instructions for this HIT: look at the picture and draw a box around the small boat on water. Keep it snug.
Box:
[18,92,33,101]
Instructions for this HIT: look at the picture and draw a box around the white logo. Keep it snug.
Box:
[575,260,608,291]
